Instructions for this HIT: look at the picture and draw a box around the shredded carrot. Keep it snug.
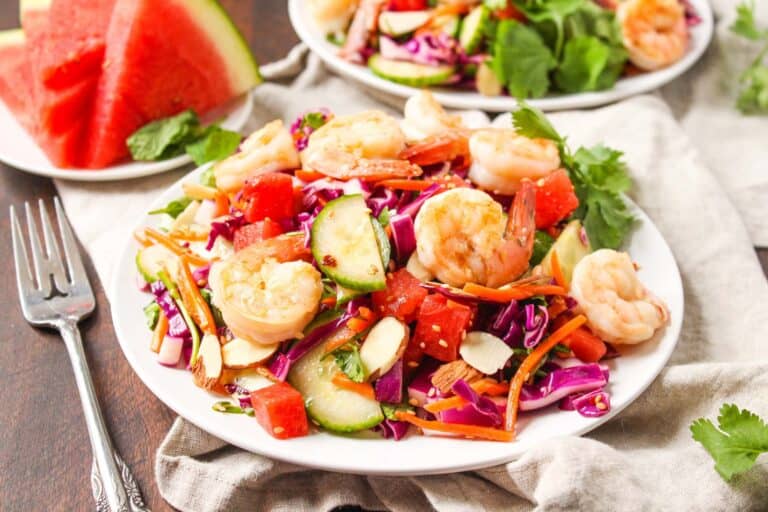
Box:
[475,380,509,396]
[462,282,567,302]
[295,169,327,182]
[346,316,373,334]
[376,179,433,191]
[150,310,168,353]
[395,411,514,442]
[332,373,376,399]
[320,297,337,307]
[505,315,587,432]
[176,257,217,335]
[133,231,152,247]
[213,192,230,218]
[432,3,468,16]
[144,228,210,266]
[323,334,355,354]
[169,230,208,242]
[550,250,567,290]
[424,380,510,414]
[358,306,374,321]
[182,182,219,201]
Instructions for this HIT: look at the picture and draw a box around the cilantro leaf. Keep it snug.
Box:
[377,206,391,227]
[572,145,632,193]
[381,403,415,420]
[531,230,555,266]
[143,301,160,331]
[128,110,199,161]
[691,403,768,480]
[736,55,768,114]
[148,197,193,219]
[185,125,241,166]
[555,35,610,92]
[200,288,225,328]
[212,401,255,416]
[490,20,557,98]
[513,0,586,57]
[511,102,565,145]
[730,0,766,41]
[333,344,367,383]
[303,112,328,130]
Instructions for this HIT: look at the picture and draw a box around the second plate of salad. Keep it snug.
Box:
[289,0,713,111]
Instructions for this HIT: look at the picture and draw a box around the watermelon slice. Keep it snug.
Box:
[0,30,36,133]
[84,0,261,169]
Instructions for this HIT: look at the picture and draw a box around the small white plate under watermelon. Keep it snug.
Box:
[0,91,253,182]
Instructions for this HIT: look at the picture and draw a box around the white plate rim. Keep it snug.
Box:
[288,0,713,112]
[109,165,684,476]
[0,91,254,182]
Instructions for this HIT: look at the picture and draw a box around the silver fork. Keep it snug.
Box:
[11,198,148,512]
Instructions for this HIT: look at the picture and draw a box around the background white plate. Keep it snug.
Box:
[288,0,713,111]
[109,165,683,475]
[0,91,254,182]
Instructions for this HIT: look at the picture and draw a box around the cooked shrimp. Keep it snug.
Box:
[617,0,688,71]
[339,0,385,63]
[308,0,359,34]
[468,128,560,195]
[401,90,466,142]
[214,120,300,193]
[570,249,669,345]
[414,182,536,288]
[400,130,470,167]
[209,234,322,345]
[301,110,421,181]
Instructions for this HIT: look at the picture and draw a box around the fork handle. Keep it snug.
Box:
[60,319,140,512]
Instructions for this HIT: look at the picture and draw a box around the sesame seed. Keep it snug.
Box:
[408,361,419,368]
[273,426,285,434]
[419,342,426,349]
[438,339,448,348]
[431,324,441,332]
[409,398,419,406]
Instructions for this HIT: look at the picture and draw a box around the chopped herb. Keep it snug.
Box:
[531,230,555,266]
[143,301,160,330]
[212,401,255,416]
[148,197,193,219]
[381,403,415,420]
[128,110,200,161]
[490,20,557,98]
[186,125,241,166]
[729,1,768,114]
[377,207,391,227]
[200,288,225,327]
[332,343,367,383]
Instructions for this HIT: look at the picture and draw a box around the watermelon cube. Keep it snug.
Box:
[250,382,309,439]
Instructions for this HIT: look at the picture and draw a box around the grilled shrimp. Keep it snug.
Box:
[401,90,466,142]
[570,249,669,345]
[214,120,300,193]
[468,128,560,195]
[308,0,360,34]
[301,110,422,181]
[414,182,536,288]
[617,0,688,71]
[340,0,385,63]
[209,235,322,345]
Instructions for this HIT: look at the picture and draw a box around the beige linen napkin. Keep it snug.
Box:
[54,49,768,511]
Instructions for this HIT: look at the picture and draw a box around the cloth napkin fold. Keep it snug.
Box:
[53,29,768,512]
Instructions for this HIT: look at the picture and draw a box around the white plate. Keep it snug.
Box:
[109,165,683,475]
[288,0,713,111]
[0,91,254,182]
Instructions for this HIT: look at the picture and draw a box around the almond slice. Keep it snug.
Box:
[193,333,223,390]
[360,316,409,380]
[222,337,279,369]
[459,331,513,375]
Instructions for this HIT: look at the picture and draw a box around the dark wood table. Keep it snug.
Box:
[0,2,765,511]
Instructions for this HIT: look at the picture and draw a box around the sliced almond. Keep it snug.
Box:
[431,360,482,394]
[459,331,513,375]
[222,337,279,369]
[232,368,275,392]
[360,316,409,380]
[192,333,223,390]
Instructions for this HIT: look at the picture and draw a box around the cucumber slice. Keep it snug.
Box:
[136,244,179,283]
[289,337,384,433]
[433,13,460,38]
[371,218,391,268]
[336,285,364,306]
[459,5,489,54]
[540,220,592,286]
[378,10,431,37]
[311,195,387,292]
[368,54,456,87]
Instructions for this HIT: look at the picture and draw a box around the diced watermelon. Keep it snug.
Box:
[243,173,296,223]
[0,30,36,133]
[372,269,428,323]
[412,294,473,362]
[534,169,579,229]
[250,382,309,439]
[233,220,285,251]
[84,0,261,168]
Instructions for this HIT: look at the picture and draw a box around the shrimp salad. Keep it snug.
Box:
[308,0,701,98]
[134,92,669,441]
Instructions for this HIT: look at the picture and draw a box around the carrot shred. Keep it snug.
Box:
[320,297,337,307]
[176,257,217,335]
[213,192,230,218]
[150,310,168,353]
[423,380,510,414]
[505,315,587,432]
[346,316,372,334]
[295,169,327,183]
[462,282,567,303]
[550,250,567,290]
[144,228,210,266]
[133,231,152,247]
[358,306,374,321]
[182,182,219,200]
[323,334,355,354]
[332,373,376,399]
[376,179,433,191]
[395,411,514,442]
[169,231,208,242]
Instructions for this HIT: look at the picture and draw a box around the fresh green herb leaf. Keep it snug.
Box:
[381,403,415,420]
[731,0,766,41]
[377,207,391,227]
[555,35,611,92]
[572,144,632,193]
[303,112,327,130]
[512,0,586,58]
[143,301,160,331]
[200,288,225,328]
[730,1,768,114]
[511,102,565,146]
[199,165,217,188]
[490,20,557,98]
[212,401,255,416]
[332,344,367,383]
[186,126,241,166]
[128,110,200,161]
[531,230,555,266]
[148,197,193,219]
[691,403,768,480]
[483,0,508,10]
[326,32,346,46]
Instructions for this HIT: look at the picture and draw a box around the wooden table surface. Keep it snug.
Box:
[0,2,765,511]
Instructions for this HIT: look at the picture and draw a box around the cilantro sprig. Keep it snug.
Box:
[691,404,768,480]
[512,103,634,249]
[730,1,768,114]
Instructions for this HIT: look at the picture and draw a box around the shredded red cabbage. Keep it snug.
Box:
[150,281,191,340]
[375,419,410,440]
[523,304,549,349]
[375,359,403,403]
[559,388,611,417]
[379,33,459,65]
[398,183,441,218]
[519,363,607,411]
[444,379,503,427]
[206,213,246,250]
[367,188,398,218]
[192,264,211,285]
[290,108,333,151]
[390,213,416,261]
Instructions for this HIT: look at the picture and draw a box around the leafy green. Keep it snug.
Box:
[212,401,255,416]
[200,288,225,328]
[490,20,557,98]
[148,197,193,219]
[555,36,610,92]
[128,110,199,161]
[483,0,508,10]
[186,126,241,166]
[377,207,391,227]
[381,403,415,420]
[512,0,586,57]
[531,230,555,266]
[143,301,160,330]
[512,103,634,249]
[691,403,768,480]
[303,112,328,130]
[332,344,367,383]
[729,1,768,114]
